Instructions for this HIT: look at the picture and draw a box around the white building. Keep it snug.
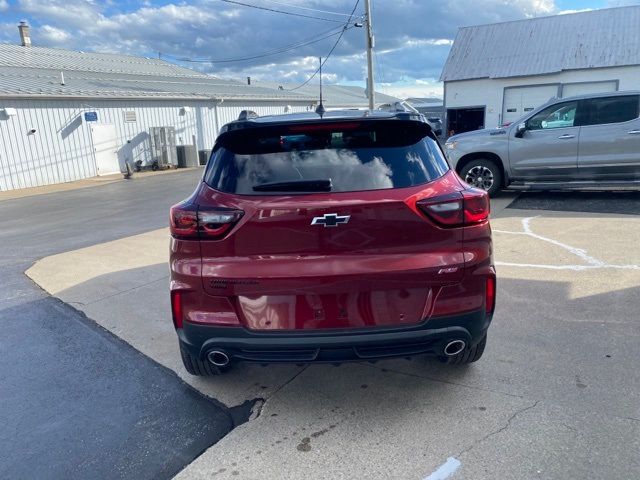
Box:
[440,6,640,135]
[0,28,315,191]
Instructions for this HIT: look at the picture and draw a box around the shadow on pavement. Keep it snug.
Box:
[508,190,640,215]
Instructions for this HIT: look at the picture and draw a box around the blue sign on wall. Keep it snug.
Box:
[84,111,98,122]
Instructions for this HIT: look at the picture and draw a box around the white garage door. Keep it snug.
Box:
[561,81,617,98]
[502,85,559,125]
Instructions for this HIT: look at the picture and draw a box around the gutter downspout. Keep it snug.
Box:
[213,98,223,139]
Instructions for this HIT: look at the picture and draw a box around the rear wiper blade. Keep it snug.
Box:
[252,179,332,192]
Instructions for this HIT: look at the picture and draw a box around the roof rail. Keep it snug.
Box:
[238,110,259,121]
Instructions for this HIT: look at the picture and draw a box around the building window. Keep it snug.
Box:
[123,111,137,122]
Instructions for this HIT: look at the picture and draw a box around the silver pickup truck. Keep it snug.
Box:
[444,91,640,196]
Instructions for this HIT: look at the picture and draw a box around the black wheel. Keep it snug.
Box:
[440,334,487,365]
[460,159,503,197]
[179,343,228,376]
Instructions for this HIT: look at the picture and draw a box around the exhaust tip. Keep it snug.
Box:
[444,340,466,356]
[207,350,230,367]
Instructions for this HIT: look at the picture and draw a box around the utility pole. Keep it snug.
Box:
[315,56,326,116]
[319,57,323,107]
[364,0,375,110]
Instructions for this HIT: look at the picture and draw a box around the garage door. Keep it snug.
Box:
[561,81,617,98]
[502,85,559,125]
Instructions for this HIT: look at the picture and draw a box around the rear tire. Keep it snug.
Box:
[179,343,228,376]
[459,159,503,197]
[440,334,487,365]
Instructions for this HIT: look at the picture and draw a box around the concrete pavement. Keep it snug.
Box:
[26,190,640,479]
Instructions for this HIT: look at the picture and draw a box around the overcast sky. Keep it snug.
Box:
[1,0,638,98]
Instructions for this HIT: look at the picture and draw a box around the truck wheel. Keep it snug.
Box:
[460,159,503,197]
[179,343,228,376]
[440,334,487,365]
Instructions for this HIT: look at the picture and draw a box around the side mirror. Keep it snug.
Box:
[515,122,527,138]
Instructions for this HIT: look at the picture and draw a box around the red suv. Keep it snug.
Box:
[170,110,495,375]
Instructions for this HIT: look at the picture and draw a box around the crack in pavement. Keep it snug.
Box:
[361,362,525,399]
[264,364,310,401]
[247,365,310,421]
[458,400,541,457]
[623,416,640,423]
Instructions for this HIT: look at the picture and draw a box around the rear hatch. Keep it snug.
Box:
[198,119,465,331]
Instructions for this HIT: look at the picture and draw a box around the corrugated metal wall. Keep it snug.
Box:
[0,99,311,191]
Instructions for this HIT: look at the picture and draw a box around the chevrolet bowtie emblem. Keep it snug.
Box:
[311,213,350,228]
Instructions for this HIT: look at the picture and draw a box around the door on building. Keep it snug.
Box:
[446,107,485,136]
[502,85,559,125]
[561,81,617,98]
[508,99,581,179]
[90,124,120,176]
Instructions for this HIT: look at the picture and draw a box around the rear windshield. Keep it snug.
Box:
[204,121,449,195]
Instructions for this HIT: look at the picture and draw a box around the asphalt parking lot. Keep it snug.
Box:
[17,173,639,480]
[0,170,239,480]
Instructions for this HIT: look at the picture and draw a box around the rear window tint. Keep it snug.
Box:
[204,121,448,195]
[582,95,640,126]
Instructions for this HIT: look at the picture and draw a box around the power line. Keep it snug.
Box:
[258,0,354,17]
[165,26,350,64]
[219,0,353,23]
[287,0,361,91]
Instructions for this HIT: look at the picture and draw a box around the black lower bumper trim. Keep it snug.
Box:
[178,310,491,364]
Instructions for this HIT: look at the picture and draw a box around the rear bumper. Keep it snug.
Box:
[177,309,492,364]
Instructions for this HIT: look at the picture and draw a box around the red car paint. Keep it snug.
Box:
[171,168,492,328]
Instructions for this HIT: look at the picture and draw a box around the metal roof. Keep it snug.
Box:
[0,43,314,101]
[254,81,400,108]
[0,43,204,77]
[440,6,640,82]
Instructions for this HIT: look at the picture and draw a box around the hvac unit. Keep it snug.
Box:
[149,126,177,168]
[176,145,199,168]
[198,149,210,166]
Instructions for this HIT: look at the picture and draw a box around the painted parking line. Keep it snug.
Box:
[494,216,640,271]
[423,457,462,480]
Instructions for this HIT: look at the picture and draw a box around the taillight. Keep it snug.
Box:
[171,290,183,329]
[417,192,464,226]
[169,205,198,238]
[485,276,496,315]
[462,188,490,224]
[198,209,243,238]
[416,188,489,227]
[170,203,243,240]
